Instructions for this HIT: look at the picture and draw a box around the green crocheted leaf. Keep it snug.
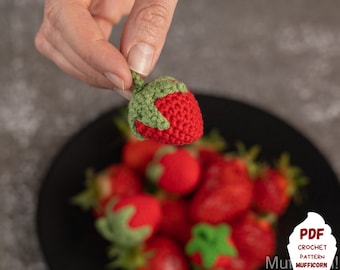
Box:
[95,199,151,248]
[185,223,237,268]
[128,72,188,139]
[107,244,149,270]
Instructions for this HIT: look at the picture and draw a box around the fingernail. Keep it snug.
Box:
[115,88,132,100]
[104,72,125,90]
[128,42,154,76]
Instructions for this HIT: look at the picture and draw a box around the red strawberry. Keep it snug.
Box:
[122,138,163,175]
[146,145,201,195]
[185,222,237,269]
[191,129,227,169]
[159,198,192,244]
[223,254,259,270]
[231,212,276,266]
[189,156,254,224]
[107,235,189,270]
[95,194,162,247]
[253,168,290,216]
[128,72,203,145]
[253,153,308,216]
[139,236,189,270]
[71,164,142,217]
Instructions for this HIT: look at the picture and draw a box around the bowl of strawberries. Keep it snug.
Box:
[37,94,340,270]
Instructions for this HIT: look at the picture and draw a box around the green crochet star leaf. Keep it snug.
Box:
[95,199,151,248]
[128,72,188,139]
[185,223,237,268]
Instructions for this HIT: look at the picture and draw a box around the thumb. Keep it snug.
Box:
[121,0,178,76]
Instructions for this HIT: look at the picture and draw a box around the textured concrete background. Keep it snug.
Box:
[1,1,340,269]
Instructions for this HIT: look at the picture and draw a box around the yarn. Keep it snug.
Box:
[128,72,203,145]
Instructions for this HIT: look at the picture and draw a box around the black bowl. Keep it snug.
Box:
[37,94,340,270]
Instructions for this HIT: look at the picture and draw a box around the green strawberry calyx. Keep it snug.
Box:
[95,198,151,248]
[106,244,153,270]
[192,128,228,152]
[234,141,261,179]
[276,152,308,198]
[128,71,188,139]
[185,222,237,268]
[70,168,100,210]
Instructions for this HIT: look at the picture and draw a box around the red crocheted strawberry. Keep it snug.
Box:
[108,235,189,270]
[139,236,190,270]
[159,198,192,244]
[146,145,201,195]
[71,164,142,217]
[189,155,254,224]
[253,153,308,216]
[191,129,227,169]
[122,138,163,175]
[95,194,162,247]
[224,254,259,270]
[185,222,237,269]
[230,212,276,266]
[128,72,203,145]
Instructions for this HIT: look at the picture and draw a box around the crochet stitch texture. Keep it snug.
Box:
[128,72,203,145]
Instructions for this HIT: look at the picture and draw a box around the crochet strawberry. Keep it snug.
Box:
[189,155,254,224]
[253,153,308,216]
[71,164,142,217]
[122,138,163,175]
[139,236,189,270]
[230,212,276,266]
[191,129,227,169]
[159,198,192,244]
[95,194,162,248]
[224,254,259,270]
[185,222,237,269]
[128,72,203,145]
[146,145,201,195]
[108,235,189,270]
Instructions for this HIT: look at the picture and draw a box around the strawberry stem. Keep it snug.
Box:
[131,71,145,92]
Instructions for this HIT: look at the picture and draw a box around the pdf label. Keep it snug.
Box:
[287,212,337,270]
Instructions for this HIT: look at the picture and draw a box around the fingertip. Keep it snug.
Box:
[83,40,132,90]
[115,89,133,100]
[121,0,178,76]
[128,42,155,76]
[121,69,133,90]
[55,6,132,88]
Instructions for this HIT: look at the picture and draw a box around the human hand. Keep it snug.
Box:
[35,0,178,94]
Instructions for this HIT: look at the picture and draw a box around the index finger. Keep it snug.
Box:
[52,1,132,88]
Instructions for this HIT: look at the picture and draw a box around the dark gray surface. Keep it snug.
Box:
[1,1,340,269]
